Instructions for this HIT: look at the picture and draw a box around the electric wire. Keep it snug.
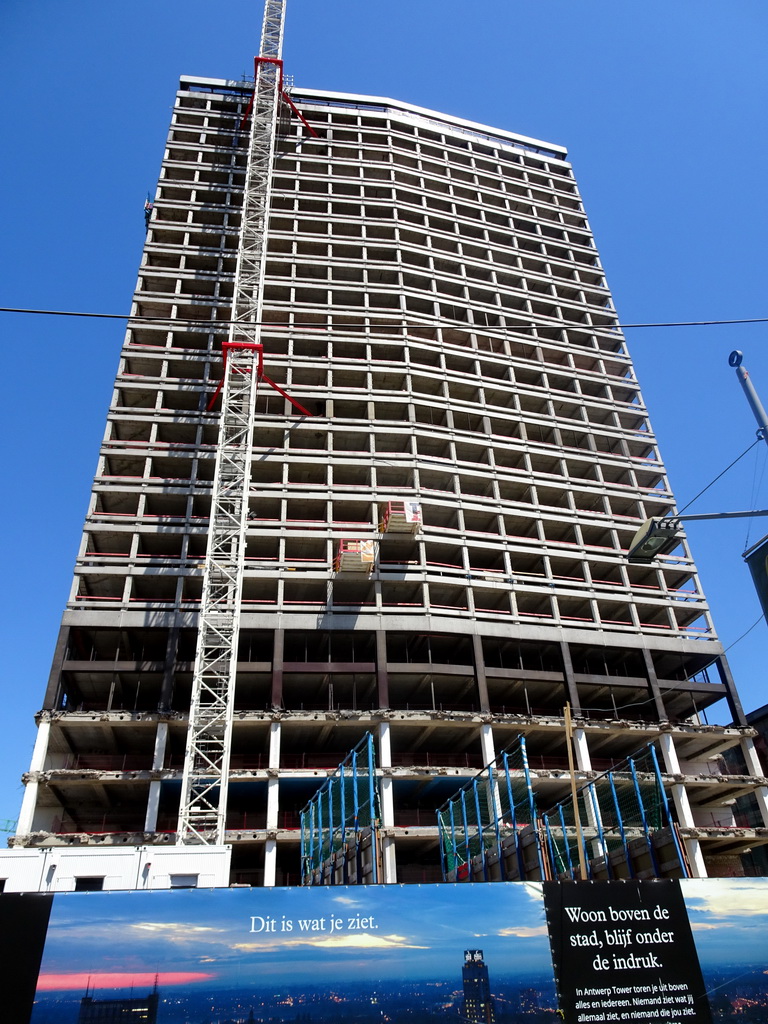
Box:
[578,678,705,718]
[6,305,765,678]
[745,448,759,550]
[579,610,765,719]
[2,305,768,332]
[744,445,767,550]
[723,614,765,653]
[676,438,762,516]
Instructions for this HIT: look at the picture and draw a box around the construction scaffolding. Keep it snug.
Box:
[543,744,689,881]
[437,737,543,882]
[437,740,689,883]
[300,734,381,885]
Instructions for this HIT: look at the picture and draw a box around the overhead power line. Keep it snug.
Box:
[724,613,765,653]
[1,305,768,332]
[676,438,763,516]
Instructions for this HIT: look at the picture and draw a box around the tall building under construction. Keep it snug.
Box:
[4,40,768,890]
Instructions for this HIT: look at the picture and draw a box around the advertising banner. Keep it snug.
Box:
[544,880,712,1022]
[2,878,767,1023]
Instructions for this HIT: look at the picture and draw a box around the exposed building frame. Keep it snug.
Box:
[6,57,768,889]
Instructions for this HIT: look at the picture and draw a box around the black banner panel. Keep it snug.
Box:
[544,880,712,1023]
[0,893,54,1024]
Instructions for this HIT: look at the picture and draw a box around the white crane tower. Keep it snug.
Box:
[177,0,291,845]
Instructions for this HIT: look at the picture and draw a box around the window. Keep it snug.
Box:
[170,873,199,889]
[74,876,104,892]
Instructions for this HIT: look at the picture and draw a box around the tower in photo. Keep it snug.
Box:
[462,949,495,1024]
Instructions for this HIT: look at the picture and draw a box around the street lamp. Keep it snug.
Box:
[627,517,683,563]
[627,510,768,563]
[628,352,768,564]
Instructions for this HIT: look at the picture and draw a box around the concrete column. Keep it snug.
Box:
[159,626,180,710]
[569,727,601,857]
[378,721,397,883]
[144,722,169,832]
[42,626,70,709]
[264,721,280,886]
[573,728,591,771]
[380,835,397,883]
[266,779,280,830]
[641,648,667,722]
[740,735,767,777]
[479,723,495,767]
[658,734,707,877]
[378,719,392,769]
[17,718,52,834]
[271,630,284,708]
[715,656,747,727]
[583,781,607,860]
[658,733,681,774]
[472,634,490,713]
[674,796,707,878]
[28,717,51,773]
[268,721,281,770]
[376,630,389,708]
[740,737,768,827]
[560,641,580,712]
[263,839,277,888]
[17,782,39,836]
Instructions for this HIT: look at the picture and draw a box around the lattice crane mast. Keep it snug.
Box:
[176,0,290,845]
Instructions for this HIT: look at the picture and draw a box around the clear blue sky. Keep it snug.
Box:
[1,0,767,823]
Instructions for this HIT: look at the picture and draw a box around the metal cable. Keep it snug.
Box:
[676,438,762,516]
[723,614,765,653]
[2,305,768,332]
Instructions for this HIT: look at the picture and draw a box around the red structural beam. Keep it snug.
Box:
[260,372,313,417]
[206,341,313,416]
[239,56,320,138]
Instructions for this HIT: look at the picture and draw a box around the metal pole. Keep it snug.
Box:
[448,800,459,879]
[502,752,525,880]
[630,757,661,877]
[300,809,308,883]
[557,805,575,878]
[460,791,473,879]
[564,703,588,880]
[436,808,447,880]
[327,779,334,876]
[367,732,375,826]
[587,782,610,874]
[673,509,768,523]
[608,772,634,878]
[352,748,359,831]
[472,780,488,881]
[544,815,561,878]
[520,737,545,878]
[316,787,323,879]
[648,744,689,878]
[367,734,378,884]
[340,763,347,855]
[730,350,768,449]
[488,763,504,880]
